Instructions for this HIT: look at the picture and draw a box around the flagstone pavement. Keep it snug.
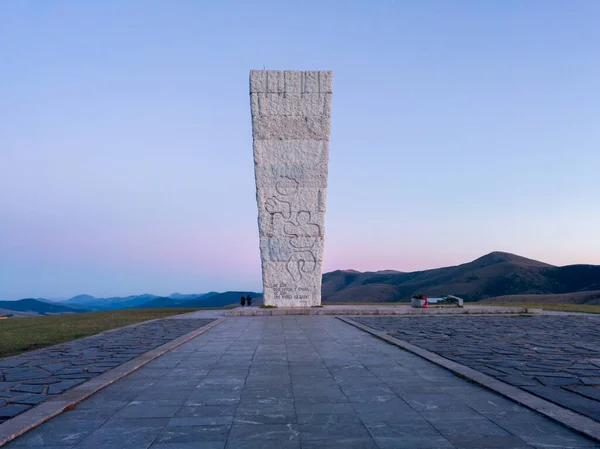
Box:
[0,318,216,423]
[3,315,599,449]
[354,315,600,422]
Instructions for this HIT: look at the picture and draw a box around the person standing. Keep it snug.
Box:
[240,295,246,307]
[246,294,252,306]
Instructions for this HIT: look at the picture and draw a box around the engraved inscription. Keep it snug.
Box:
[273,283,311,301]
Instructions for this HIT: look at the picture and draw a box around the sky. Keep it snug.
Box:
[1,1,599,300]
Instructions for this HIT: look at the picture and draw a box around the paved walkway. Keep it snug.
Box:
[0,318,215,423]
[354,315,600,422]
[4,316,599,449]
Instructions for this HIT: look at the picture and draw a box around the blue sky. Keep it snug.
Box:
[1,1,599,299]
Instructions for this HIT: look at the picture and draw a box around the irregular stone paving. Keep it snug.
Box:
[4,316,598,449]
[0,318,214,423]
[354,315,600,423]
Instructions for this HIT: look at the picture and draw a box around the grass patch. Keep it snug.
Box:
[487,302,600,314]
[260,305,277,309]
[0,308,201,359]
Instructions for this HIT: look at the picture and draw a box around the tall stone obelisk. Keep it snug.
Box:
[250,70,332,307]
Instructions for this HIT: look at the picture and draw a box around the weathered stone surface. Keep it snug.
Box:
[0,383,18,393]
[0,318,214,423]
[0,404,30,419]
[13,394,46,405]
[250,70,332,307]
[249,70,332,94]
[354,315,600,423]
[4,371,47,382]
[4,316,595,449]
[11,385,43,394]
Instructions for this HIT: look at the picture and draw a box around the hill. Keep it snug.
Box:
[0,299,85,315]
[5,291,258,313]
[57,292,220,311]
[136,291,261,309]
[169,292,218,300]
[62,294,161,311]
[322,251,600,303]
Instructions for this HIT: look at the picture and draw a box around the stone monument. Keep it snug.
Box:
[250,70,332,307]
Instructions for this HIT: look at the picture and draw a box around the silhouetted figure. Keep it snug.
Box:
[246,295,252,307]
[240,296,246,307]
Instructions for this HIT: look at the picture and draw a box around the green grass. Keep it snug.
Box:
[0,308,202,359]
[485,302,600,314]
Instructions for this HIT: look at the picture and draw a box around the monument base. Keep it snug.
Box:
[225,305,542,317]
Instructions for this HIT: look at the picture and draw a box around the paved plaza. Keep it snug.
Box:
[3,315,599,449]
[354,315,600,422]
[0,318,215,423]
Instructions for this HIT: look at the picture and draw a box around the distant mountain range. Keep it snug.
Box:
[136,292,259,309]
[321,251,600,304]
[3,251,599,317]
[58,292,228,311]
[0,298,86,316]
[0,291,260,317]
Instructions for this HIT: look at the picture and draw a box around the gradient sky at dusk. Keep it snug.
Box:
[1,1,599,300]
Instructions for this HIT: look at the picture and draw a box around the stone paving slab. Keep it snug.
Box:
[352,315,600,424]
[0,318,216,424]
[3,316,599,448]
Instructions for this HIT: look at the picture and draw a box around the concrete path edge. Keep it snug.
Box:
[0,317,224,447]
[338,316,600,443]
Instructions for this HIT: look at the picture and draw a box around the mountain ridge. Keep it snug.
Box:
[4,251,599,311]
[0,299,86,315]
[0,291,260,315]
[321,251,600,303]
[135,292,260,309]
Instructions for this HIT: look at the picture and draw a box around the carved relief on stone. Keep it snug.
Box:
[251,70,332,307]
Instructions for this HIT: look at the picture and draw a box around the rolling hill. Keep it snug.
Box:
[58,292,220,311]
[2,291,258,315]
[136,291,261,309]
[62,294,162,311]
[0,299,85,315]
[322,251,600,303]
[6,251,597,311]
